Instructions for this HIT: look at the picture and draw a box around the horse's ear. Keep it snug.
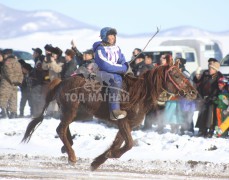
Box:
[174,59,180,67]
[167,54,174,67]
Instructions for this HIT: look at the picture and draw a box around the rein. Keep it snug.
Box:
[165,65,189,96]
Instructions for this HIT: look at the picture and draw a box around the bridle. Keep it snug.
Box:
[157,65,190,105]
[164,65,190,97]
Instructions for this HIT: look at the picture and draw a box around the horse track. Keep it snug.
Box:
[0,154,228,180]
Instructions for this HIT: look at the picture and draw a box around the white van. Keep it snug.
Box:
[219,54,229,79]
[160,39,223,70]
[143,46,198,74]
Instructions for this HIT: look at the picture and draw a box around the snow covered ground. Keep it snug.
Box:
[0,93,229,179]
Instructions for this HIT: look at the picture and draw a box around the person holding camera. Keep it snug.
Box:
[42,46,64,81]
[42,46,64,119]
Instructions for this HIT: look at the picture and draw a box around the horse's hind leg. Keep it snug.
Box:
[57,113,77,164]
[91,131,124,171]
[59,127,73,154]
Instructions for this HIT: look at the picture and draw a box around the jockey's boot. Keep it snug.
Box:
[0,108,7,119]
[110,110,127,120]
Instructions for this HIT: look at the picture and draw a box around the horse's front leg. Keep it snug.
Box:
[106,119,133,158]
[91,131,124,171]
[57,121,77,164]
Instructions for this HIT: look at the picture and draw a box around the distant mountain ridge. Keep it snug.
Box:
[0,3,228,39]
[0,3,99,39]
[124,26,229,38]
[158,26,229,37]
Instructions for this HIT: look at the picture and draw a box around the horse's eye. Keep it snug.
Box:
[174,75,179,78]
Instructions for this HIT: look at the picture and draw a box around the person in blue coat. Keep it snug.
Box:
[92,27,129,120]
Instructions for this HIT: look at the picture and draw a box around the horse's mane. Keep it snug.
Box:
[67,66,168,112]
[124,65,168,111]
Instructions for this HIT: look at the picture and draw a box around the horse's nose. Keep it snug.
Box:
[178,89,185,96]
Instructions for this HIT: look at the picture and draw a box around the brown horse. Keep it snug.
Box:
[22,63,197,170]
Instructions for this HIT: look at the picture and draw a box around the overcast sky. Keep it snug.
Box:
[1,0,229,34]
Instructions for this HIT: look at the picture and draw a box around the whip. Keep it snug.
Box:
[129,27,160,64]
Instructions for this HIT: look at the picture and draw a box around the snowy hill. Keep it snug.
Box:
[0,3,99,39]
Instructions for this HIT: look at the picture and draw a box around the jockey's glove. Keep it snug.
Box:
[124,62,134,76]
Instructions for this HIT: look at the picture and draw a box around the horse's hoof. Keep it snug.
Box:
[61,146,67,154]
[90,162,99,171]
[90,165,96,171]
[68,158,77,166]
[68,160,76,166]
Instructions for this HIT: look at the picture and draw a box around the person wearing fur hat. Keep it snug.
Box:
[44,46,64,64]
[44,44,53,53]
[42,46,64,81]
[51,47,63,61]
[44,44,54,64]
[92,27,129,120]
[193,59,223,138]
[42,46,64,119]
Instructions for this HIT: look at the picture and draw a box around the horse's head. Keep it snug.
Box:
[146,63,198,105]
[162,64,197,100]
[125,64,198,110]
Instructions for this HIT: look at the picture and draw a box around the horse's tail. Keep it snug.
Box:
[21,78,62,143]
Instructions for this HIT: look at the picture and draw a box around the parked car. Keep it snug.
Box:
[0,48,34,66]
[160,39,223,71]
[219,54,229,79]
[13,50,34,67]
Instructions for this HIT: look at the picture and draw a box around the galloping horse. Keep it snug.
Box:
[22,63,197,170]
